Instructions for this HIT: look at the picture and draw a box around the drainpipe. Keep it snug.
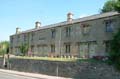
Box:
[59,27,62,57]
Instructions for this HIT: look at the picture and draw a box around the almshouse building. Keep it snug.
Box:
[10,12,120,58]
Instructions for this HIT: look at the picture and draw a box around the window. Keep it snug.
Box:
[65,44,71,53]
[31,32,34,41]
[18,35,20,39]
[82,24,90,34]
[17,35,20,42]
[104,41,111,53]
[51,29,56,38]
[10,37,13,43]
[105,20,113,32]
[31,45,34,53]
[66,27,71,37]
[51,45,55,53]
[24,34,27,41]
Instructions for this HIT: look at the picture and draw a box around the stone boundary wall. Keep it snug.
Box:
[0,58,120,79]
[0,58,3,68]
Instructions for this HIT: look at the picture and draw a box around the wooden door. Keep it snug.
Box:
[89,42,97,58]
[80,43,89,58]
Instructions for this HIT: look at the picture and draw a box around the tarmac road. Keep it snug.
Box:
[0,69,71,79]
[0,71,41,79]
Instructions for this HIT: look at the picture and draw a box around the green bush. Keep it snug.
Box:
[0,41,9,55]
[19,43,29,56]
[109,28,120,70]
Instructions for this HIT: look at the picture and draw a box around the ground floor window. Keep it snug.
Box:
[65,44,71,53]
[104,41,111,53]
[51,45,55,53]
[31,46,34,52]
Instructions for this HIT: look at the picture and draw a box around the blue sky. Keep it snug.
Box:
[0,0,107,41]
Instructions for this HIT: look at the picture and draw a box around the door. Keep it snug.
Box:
[89,42,97,58]
[79,43,89,58]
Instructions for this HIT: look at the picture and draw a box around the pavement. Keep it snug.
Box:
[0,69,72,79]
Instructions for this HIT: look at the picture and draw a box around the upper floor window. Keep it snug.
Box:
[31,32,34,41]
[24,34,27,41]
[17,35,20,42]
[81,24,90,34]
[105,20,114,32]
[51,29,56,38]
[10,37,14,43]
[66,27,71,37]
[18,35,20,39]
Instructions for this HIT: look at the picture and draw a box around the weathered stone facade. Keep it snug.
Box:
[10,12,120,58]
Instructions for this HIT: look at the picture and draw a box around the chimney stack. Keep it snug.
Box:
[35,21,41,29]
[67,12,73,22]
[16,27,21,34]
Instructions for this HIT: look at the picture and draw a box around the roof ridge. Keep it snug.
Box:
[12,11,119,35]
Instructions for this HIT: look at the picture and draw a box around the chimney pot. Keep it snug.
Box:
[35,21,41,29]
[16,27,21,34]
[67,12,73,22]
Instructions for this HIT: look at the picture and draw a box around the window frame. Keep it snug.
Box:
[51,29,56,39]
[65,27,71,37]
[65,44,71,53]
[105,20,114,32]
[81,24,90,35]
[51,44,55,53]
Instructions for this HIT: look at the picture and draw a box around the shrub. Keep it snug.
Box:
[19,43,29,56]
[109,28,120,70]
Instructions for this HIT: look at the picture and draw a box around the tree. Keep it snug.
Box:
[101,0,120,13]
[115,0,120,12]
[0,41,9,55]
[109,28,120,70]
[19,43,29,56]
[102,0,120,70]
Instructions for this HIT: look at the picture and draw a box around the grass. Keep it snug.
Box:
[11,56,79,62]
[9,56,106,62]
[4,55,105,62]
[77,58,104,63]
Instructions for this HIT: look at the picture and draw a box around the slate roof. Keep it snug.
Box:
[12,11,120,35]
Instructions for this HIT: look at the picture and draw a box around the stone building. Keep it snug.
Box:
[10,12,120,58]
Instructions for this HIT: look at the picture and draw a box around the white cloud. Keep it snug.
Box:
[79,14,90,18]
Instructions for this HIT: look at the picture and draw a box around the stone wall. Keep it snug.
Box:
[0,58,120,79]
[0,57,3,68]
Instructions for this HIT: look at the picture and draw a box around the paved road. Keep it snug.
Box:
[0,71,41,79]
[0,69,71,79]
